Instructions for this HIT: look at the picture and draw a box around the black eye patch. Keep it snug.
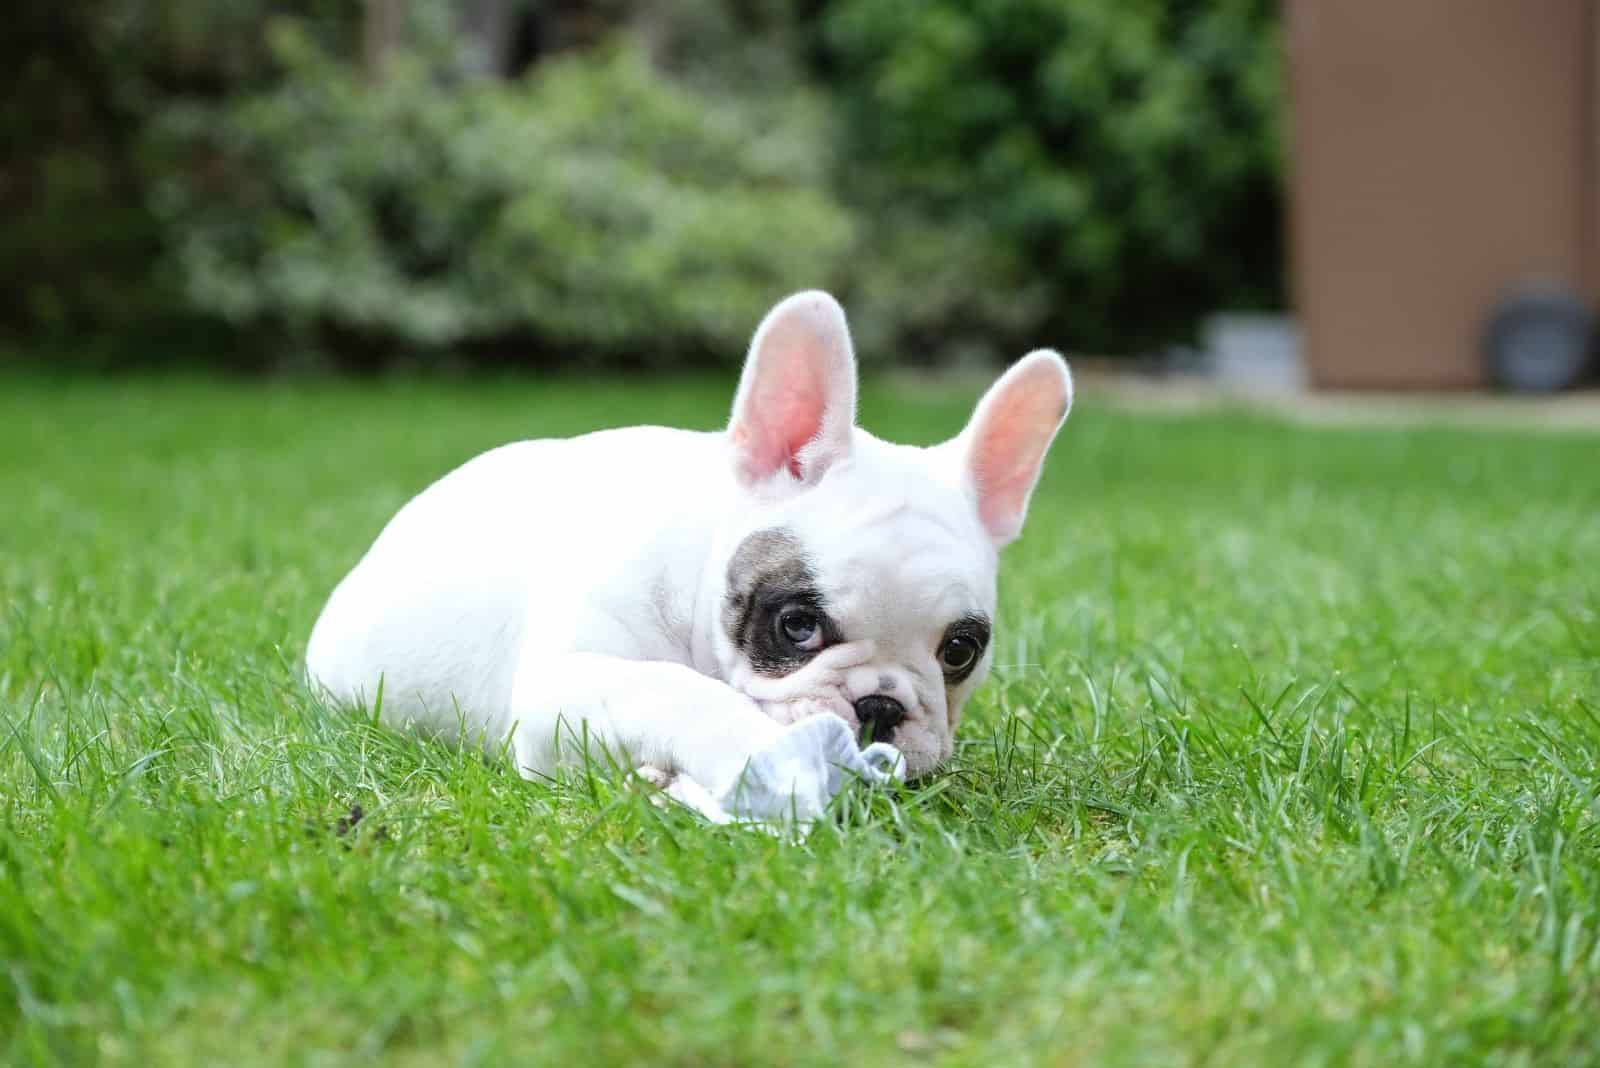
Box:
[940,613,992,686]
[721,528,842,677]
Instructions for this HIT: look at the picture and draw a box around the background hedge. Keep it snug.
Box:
[1,0,1282,370]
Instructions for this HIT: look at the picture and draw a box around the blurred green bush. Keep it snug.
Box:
[1,0,1282,369]
[823,0,1283,360]
[155,28,853,365]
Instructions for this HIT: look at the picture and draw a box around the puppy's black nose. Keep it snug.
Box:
[854,694,905,743]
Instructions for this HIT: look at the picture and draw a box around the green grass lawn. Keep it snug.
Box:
[3,375,1598,1066]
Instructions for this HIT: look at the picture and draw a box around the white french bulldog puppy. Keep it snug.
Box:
[306,291,1071,822]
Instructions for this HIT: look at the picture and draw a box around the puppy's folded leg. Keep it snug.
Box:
[508,654,894,823]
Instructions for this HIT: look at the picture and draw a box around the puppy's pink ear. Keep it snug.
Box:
[728,291,857,488]
[959,350,1073,547]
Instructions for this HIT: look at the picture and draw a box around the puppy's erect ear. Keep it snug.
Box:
[728,290,857,488]
[958,350,1073,547]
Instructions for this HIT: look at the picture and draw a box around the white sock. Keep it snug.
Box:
[643,714,905,829]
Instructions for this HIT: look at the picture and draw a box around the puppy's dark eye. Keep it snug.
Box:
[939,635,980,674]
[777,606,823,652]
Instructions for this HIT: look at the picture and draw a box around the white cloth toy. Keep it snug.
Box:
[639,714,905,829]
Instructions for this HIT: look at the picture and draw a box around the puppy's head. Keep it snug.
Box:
[715,291,1072,777]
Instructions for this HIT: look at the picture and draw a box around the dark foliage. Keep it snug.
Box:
[0,0,1283,369]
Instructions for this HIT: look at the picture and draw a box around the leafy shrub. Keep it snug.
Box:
[5,1,1287,368]
[0,1,359,362]
[820,0,1283,359]
[154,25,854,364]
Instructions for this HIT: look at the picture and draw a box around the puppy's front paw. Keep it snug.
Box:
[635,766,739,824]
[632,764,680,813]
[633,764,677,790]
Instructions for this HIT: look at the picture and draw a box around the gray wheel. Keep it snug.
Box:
[1484,284,1594,392]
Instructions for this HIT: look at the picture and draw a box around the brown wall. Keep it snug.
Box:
[1286,0,1597,388]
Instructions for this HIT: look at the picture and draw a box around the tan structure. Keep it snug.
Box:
[1286,0,1599,388]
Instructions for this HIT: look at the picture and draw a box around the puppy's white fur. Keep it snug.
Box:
[306,291,1070,812]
